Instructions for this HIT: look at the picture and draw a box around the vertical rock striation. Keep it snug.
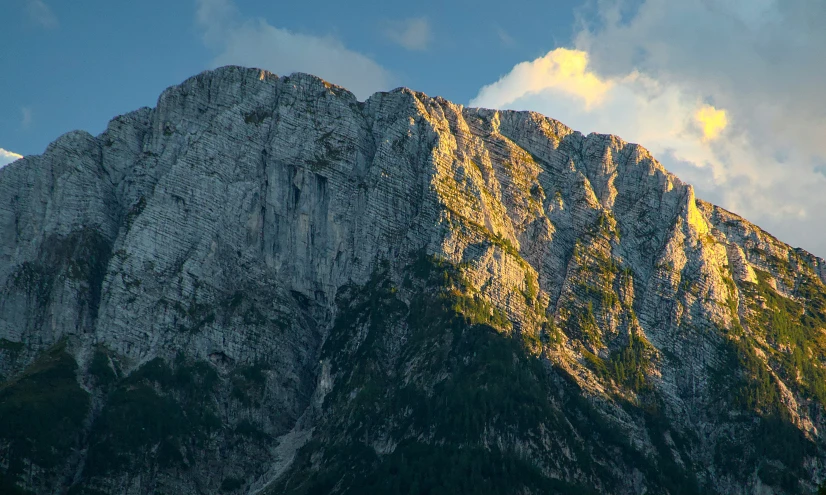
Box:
[0,66,824,494]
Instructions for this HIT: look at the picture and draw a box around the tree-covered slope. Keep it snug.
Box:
[0,66,824,494]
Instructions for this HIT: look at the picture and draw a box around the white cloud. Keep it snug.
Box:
[0,149,23,168]
[26,0,57,28]
[196,0,393,100]
[695,104,728,142]
[21,107,32,129]
[381,17,431,51]
[472,52,729,185]
[473,49,614,111]
[471,1,826,257]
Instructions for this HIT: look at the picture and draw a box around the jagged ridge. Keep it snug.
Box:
[0,66,824,494]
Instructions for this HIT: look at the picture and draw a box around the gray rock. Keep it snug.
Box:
[0,66,824,494]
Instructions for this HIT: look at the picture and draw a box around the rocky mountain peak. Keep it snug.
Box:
[0,65,824,495]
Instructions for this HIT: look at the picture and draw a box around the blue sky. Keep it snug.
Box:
[0,0,581,156]
[3,0,826,257]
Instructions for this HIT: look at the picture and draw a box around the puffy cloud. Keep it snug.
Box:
[196,0,394,100]
[471,50,719,179]
[695,104,728,141]
[381,17,431,51]
[472,1,826,257]
[26,0,57,29]
[0,149,23,168]
[473,49,613,110]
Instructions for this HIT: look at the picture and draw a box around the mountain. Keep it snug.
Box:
[1,66,825,495]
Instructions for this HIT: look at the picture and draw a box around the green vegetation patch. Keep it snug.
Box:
[608,334,654,394]
[570,301,603,348]
[84,356,221,476]
[234,419,272,442]
[277,256,700,495]
[221,477,244,492]
[749,270,826,405]
[0,343,90,476]
[124,196,147,231]
[0,338,24,354]
[0,470,35,495]
[88,347,118,387]
[712,331,817,484]
[713,264,825,487]
[230,362,269,406]
[10,228,112,324]
[243,107,270,125]
[286,441,590,495]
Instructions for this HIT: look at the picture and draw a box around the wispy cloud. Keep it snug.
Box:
[196,0,393,100]
[381,17,431,51]
[21,107,32,129]
[26,0,58,29]
[496,27,515,47]
[472,0,826,257]
[0,149,23,168]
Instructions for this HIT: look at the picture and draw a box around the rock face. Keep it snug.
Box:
[1,66,825,494]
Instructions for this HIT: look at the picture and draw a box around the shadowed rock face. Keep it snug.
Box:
[0,66,824,495]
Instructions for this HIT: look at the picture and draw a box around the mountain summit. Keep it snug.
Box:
[1,66,824,494]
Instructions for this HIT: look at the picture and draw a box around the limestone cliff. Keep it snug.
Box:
[0,66,824,494]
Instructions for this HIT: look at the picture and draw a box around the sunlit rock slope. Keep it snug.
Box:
[1,66,825,494]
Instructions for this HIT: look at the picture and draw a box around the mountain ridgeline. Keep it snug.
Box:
[1,66,825,494]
